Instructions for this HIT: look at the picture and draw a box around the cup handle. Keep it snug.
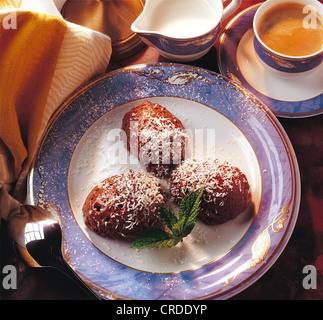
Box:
[222,0,242,20]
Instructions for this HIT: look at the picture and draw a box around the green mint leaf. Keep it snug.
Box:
[155,237,181,248]
[138,236,179,248]
[160,207,178,231]
[181,220,197,238]
[171,217,186,238]
[130,187,204,249]
[181,187,204,236]
[179,186,204,221]
[130,228,172,249]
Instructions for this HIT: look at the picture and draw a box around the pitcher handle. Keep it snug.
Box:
[222,0,242,20]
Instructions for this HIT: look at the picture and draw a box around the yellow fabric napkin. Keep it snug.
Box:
[0,0,112,246]
[0,0,21,9]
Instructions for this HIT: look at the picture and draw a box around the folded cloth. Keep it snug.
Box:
[0,0,22,9]
[0,0,112,247]
[20,0,63,17]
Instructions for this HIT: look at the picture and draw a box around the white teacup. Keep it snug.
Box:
[132,0,242,62]
[253,0,323,78]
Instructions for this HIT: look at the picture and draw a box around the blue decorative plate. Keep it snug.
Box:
[217,4,323,118]
[28,63,300,299]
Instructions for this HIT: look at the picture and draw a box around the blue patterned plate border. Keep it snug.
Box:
[28,63,300,300]
[217,4,323,118]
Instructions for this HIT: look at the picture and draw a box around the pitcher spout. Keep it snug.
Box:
[131,0,240,62]
[131,0,160,35]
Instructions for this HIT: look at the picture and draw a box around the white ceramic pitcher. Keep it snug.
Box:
[131,0,242,61]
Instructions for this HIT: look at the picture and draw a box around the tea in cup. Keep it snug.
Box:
[132,0,242,62]
[253,0,323,77]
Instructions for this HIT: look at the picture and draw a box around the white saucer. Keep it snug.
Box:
[217,4,323,118]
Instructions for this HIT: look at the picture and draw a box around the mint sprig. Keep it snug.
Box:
[130,187,204,249]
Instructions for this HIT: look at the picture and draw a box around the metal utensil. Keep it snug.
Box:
[23,205,100,300]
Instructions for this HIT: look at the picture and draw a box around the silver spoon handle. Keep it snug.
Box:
[52,254,101,300]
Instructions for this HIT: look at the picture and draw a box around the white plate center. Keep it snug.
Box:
[67,97,261,273]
